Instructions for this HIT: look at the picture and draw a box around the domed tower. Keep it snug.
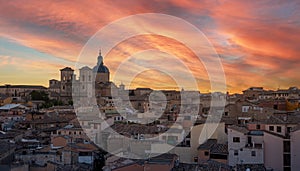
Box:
[93,49,110,83]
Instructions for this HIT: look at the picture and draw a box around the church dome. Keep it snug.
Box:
[93,50,110,73]
[94,64,109,73]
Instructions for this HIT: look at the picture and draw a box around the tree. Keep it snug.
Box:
[30,91,49,101]
[68,100,73,106]
[93,151,106,171]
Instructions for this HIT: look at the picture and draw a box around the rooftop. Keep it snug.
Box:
[228,125,249,134]
[0,85,46,89]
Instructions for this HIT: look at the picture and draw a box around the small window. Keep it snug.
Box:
[269,126,274,131]
[256,124,261,130]
[277,126,282,133]
[233,137,240,143]
[194,157,198,162]
[251,151,256,156]
[224,112,228,116]
[287,127,292,133]
[204,151,209,156]
[234,150,238,156]
[284,141,291,153]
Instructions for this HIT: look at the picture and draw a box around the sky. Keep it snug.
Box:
[0,0,299,93]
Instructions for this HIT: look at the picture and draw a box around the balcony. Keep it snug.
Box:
[245,143,263,149]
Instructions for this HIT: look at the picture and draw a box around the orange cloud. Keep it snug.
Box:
[0,0,299,93]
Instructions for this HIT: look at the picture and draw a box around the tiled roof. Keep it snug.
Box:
[228,125,249,134]
[198,139,217,150]
[210,144,228,154]
[0,85,46,89]
[197,139,228,154]
[60,67,74,71]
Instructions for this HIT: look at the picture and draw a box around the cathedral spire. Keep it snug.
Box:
[97,48,103,65]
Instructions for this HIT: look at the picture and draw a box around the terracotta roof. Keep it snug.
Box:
[0,85,46,89]
[210,144,228,154]
[228,125,249,134]
[198,139,217,150]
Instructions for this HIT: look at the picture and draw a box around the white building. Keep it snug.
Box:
[227,126,264,167]
[290,126,300,171]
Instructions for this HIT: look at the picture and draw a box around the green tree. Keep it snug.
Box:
[30,91,49,101]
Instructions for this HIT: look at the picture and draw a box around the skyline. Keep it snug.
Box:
[1,1,300,93]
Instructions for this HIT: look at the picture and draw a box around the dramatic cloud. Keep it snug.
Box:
[0,0,299,92]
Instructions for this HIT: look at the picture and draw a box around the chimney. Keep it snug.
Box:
[283,116,287,122]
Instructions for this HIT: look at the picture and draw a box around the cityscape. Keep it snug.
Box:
[1,1,300,171]
[0,51,300,171]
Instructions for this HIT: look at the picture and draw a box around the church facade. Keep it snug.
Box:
[48,50,118,105]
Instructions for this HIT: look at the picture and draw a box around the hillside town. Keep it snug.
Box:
[0,52,300,171]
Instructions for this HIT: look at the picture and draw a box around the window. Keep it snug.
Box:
[284,154,291,166]
[204,151,209,156]
[287,127,292,133]
[233,137,240,143]
[234,150,238,156]
[277,126,282,133]
[256,124,261,130]
[251,151,256,156]
[194,157,198,162]
[284,167,291,171]
[224,112,228,116]
[210,154,227,160]
[269,126,274,131]
[284,141,291,153]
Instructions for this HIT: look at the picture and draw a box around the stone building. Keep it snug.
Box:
[49,50,118,105]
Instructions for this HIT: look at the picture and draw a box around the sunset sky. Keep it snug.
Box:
[0,0,299,93]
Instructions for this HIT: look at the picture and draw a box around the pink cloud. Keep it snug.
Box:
[0,0,299,92]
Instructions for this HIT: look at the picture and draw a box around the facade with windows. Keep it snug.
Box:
[264,131,291,171]
[227,126,264,167]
